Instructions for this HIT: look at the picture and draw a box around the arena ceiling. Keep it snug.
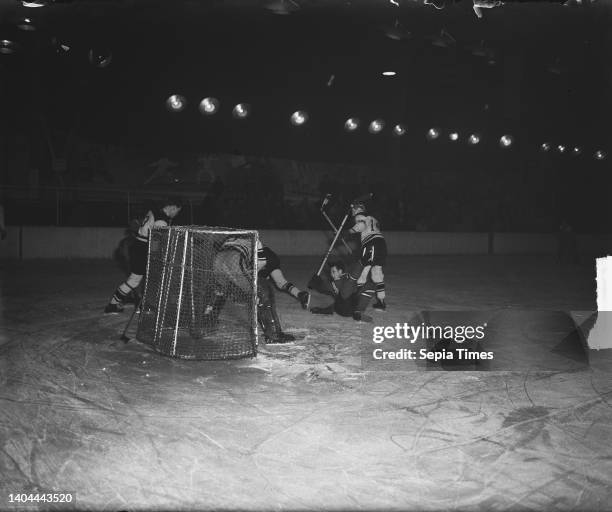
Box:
[1,0,611,165]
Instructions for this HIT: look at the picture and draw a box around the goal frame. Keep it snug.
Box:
[139,225,259,359]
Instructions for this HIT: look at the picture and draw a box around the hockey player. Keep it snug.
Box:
[212,237,296,344]
[104,198,183,314]
[257,242,309,309]
[348,200,387,310]
[309,260,375,322]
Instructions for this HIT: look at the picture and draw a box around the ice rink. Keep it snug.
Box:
[1,255,612,511]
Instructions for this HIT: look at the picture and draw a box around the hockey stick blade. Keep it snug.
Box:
[320,193,333,211]
[119,299,142,343]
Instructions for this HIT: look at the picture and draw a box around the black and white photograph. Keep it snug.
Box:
[1,0,612,510]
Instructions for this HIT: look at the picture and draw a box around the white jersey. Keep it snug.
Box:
[350,213,384,246]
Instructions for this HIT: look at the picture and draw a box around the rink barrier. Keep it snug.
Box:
[0,226,611,259]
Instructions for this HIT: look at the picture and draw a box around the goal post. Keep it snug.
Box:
[137,226,259,360]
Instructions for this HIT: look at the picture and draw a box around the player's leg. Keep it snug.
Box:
[352,281,375,322]
[370,238,387,310]
[105,240,147,314]
[371,266,386,310]
[106,272,143,314]
[258,278,294,343]
[269,268,309,309]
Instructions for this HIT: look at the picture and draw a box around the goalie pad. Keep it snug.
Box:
[257,279,282,339]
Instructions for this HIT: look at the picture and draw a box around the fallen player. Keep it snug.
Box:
[308,259,375,322]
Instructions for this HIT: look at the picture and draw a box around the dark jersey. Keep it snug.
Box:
[360,237,387,267]
[257,246,281,279]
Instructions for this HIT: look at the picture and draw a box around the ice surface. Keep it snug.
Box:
[1,256,611,511]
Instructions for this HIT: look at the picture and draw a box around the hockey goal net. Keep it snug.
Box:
[136,226,259,360]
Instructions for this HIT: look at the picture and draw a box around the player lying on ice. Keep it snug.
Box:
[308,259,375,322]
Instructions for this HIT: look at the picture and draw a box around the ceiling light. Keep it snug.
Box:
[199,97,220,115]
[290,110,308,126]
[88,48,112,68]
[22,0,47,7]
[368,119,385,134]
[426,127,440,140]
[473,0,504,19]
[0,40,18,55]
[232,103,251,119]
[17,17,37,31]
[392,124,406,136]
[344,118,360,132]
[166,94,186,112]
[594,150,606,160]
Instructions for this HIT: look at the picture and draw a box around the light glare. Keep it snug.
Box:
[199,97,220,115]
[344,118,360,132]
[166,94,186,112]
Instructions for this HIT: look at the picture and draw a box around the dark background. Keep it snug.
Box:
[0,0,611,231]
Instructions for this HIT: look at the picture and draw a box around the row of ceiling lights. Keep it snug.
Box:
[166,95,607,160]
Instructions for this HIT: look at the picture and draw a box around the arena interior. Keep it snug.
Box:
[1,0,612,510]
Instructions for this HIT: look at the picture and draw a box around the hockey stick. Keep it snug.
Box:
[320,194,353,254]
[310,192,374,283]
[315,212,350,277]
[119,297,142,343]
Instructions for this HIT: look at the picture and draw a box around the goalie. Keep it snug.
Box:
[211,237,297,344]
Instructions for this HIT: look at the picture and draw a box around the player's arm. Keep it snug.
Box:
[349,214,367,234]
